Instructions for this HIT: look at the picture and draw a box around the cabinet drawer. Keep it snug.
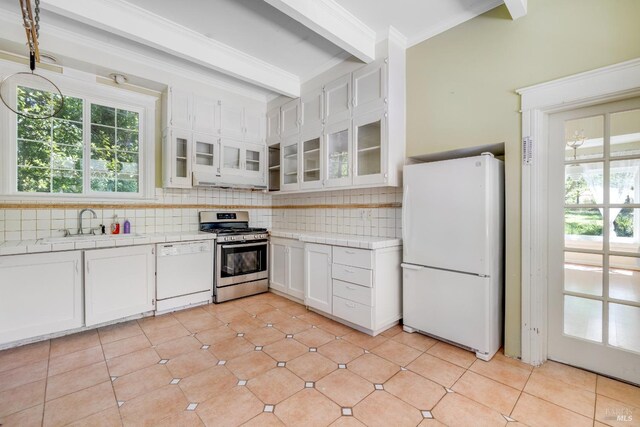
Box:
[333,296,372,329]
[333,246,373,269]
[332,263,372,287]
[333,279,372,306]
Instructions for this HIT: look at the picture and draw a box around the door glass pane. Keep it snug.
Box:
[283,143,298,185]
[564,115,604,160]
[195,141,214,166]
[303,138,320,182]
[356,120,381,176]
[608,303,640,353]
[610,159,640,204]
[246,150,260,172]
[611,109,640,157]
[564,295,602,342]
[565,162,603,205]
[565,208,603,250]
[328,129,349,179]
[609,256,640,303]
[610,208,640,253]
[564,252,602,296]
[223,146,240,169]
[176,138,187,158]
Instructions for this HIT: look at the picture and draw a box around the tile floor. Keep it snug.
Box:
[0,292,639,426]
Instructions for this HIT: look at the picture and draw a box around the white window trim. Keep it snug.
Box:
[517,57,640,366]
[0,59,157,200]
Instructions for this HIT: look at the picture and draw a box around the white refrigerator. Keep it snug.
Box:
[402,154,504,361]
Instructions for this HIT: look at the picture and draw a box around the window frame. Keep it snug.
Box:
[0,63,156,200]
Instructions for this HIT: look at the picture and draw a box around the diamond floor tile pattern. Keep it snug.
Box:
[0,291,638,426]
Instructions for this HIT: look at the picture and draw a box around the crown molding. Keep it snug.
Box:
[263,0,376,63]
[388,26,408,50]
[39,0,300,97]
[407,0,503,48]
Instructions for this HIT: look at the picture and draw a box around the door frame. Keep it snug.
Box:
[518,58,640,366]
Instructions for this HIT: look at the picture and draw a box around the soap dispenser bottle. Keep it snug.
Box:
[111,214,120,234]
[123,218,131,234]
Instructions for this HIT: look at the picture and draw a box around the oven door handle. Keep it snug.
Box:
[220,242,267,249]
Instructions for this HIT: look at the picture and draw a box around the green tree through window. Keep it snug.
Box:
[17,86,84,193]
[16,86,141,195]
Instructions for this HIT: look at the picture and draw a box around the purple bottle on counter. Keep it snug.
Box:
[123,219,131,234]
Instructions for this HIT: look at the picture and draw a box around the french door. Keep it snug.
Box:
[548,97,640,384]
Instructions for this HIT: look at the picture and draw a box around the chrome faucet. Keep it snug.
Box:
[78,208,97,235]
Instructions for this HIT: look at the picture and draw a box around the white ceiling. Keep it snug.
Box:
[0,0,508,99]
[335,0,503,46]
[125,0,349,80]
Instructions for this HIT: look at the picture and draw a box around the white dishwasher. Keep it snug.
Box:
[156,240,214,313]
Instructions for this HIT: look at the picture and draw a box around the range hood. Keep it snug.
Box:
[192,172,267,190]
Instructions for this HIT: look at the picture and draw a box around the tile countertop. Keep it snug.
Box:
[269,229,402,250]
[0,232,216,256]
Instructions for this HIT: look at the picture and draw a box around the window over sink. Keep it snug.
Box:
[1,66,156,199]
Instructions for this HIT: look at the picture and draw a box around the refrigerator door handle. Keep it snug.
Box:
[401,263,425,271]
[402,184,409,243]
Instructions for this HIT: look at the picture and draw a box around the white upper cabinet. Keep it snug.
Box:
[266,107,281,145]
[167,87,191,130]
[324,74,351,124]
[300,133,322,190]
[218,99,245,140]
[244,106,266,143]
[324,119,352,187]
[281,135,300,191]
[166,87,219,134]
[192,94,218,135]
[163,128,192,188]
[218,100,265,143]
[220,138,244,177]
[353,109,387,186]
[192,132,219,175]
[243,142,266,184]
[301,90,323,135]
[281,98,301,138]
[352,60,387,117]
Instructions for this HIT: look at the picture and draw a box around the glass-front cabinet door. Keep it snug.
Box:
[301,133,322,189]
[281,136,300,191]
[324,119,352,187]
[243,143,265,184]
[220,138,243,176]
[164,128,191,188]
[353,109,387,185]
[192,133,218,174]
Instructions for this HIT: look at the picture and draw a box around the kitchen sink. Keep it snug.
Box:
[41,233,143,244]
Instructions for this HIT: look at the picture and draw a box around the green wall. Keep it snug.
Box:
[406,0,640,357]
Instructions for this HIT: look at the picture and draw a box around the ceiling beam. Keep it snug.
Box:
[38,0,300,97]
[504,0,527,20]
[263,0,376,63]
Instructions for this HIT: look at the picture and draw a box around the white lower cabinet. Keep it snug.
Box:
[304,243,332,313]
[0,251,83,345]
[270,237,304,300]
[331,246,401,335]
[303,242,402,335]
[84,245,156,327]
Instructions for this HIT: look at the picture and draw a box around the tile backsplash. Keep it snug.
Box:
[271,187,403,238]
[0,187,273,241]
[0,186,403,241]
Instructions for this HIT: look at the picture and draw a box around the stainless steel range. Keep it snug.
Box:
[199,211,269,303]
